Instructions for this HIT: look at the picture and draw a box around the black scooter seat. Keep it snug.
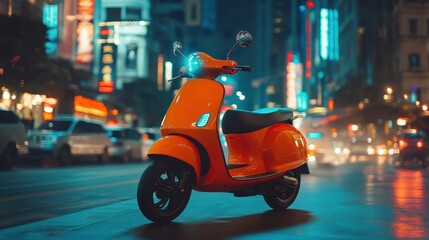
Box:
[221,108,294,134]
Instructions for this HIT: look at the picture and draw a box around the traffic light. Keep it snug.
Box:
[306,0,315,9]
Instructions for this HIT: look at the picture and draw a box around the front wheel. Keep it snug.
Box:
[57,146,72,166]
[263,169,301,210]
[1,144,17,169]
[98,147,109,164]
[137,160,193,223]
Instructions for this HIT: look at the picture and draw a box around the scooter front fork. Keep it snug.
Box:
[283,175,299,188]
[177,170,191,193]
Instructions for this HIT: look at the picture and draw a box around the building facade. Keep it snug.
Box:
[305,0,394,109]
[95,0,151,91]
[0,0,43,20]
[392,0,429,103]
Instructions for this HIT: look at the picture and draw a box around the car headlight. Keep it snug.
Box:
[367,146,375,155]
[334,147,341,154]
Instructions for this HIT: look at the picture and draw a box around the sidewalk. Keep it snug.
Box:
[0,199,146,240]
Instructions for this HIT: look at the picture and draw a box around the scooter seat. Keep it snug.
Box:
[222,108,294,134]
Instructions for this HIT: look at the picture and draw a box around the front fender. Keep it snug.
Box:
[148,135,201,182]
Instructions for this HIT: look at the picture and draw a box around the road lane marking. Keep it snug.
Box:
[0,172,140,191]
[0,179,139,203]
[0,165,146,191]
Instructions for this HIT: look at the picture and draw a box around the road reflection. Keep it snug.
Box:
[129,209,313,240]
[392,169,426,238]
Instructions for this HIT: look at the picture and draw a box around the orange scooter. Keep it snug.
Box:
[137,30,310,223]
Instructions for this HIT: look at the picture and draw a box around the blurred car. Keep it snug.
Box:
[106,126,144,162]
[0,109,28,169]
[394,129,427,168]
[306,131,349,165]
[138,127,161,160]
[27,116,111,166]
[349,135,373,157]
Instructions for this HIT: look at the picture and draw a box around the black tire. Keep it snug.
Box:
[98,147,109,164]
[0,144,17,170]
[137,161,193,223]
[57,146,72,166]
[263,170,301,210]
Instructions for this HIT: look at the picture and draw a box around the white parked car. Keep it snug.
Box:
[27,116,111,166]
[0,109,28,169]
[106,126,145,162]
[138,127,161,160]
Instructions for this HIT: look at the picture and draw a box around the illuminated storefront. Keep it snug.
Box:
[0,87,58,128]
[73,95,107,119]
[0,87,110,127]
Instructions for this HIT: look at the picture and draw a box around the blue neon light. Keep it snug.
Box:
[43,5,58,54]
[196,113,210,127]
[186,54,202,77]
[307,132,323,139]
[320,8,339,61]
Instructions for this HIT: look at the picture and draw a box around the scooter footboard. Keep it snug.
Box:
[148,135,201,182]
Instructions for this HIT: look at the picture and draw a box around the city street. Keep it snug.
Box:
[0,157,428,239]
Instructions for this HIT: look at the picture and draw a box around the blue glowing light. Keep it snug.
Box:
[307,132,323,139]
[196,113,210,127]
[43,4,58,54]
[320,8,339,61]
[186,54,202,77]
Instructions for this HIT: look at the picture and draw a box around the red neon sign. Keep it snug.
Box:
[98,81,114,93]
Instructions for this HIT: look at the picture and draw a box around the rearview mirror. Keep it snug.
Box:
[236,30,252,48]
[173,41,185,57]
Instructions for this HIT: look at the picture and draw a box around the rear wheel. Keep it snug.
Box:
[137,160,193,223]
[263,169,301,210]
[1,144,17,170]
[98,147,109,164]
[57,146,72,166]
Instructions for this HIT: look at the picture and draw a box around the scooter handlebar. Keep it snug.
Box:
[223,65,252,72]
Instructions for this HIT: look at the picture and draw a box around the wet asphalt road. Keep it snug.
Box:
[0,156,428,239]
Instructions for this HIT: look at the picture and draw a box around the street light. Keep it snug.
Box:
[385,87,393,102]
[386,87,393,95]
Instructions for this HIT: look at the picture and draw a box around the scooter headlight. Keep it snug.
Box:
[186,53,202,77]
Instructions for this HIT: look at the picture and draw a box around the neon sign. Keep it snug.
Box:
[43,4,58,54]
[74,95,107,118]
[76,0,94,64]
[320,8,339,61]
[98,43,117,93]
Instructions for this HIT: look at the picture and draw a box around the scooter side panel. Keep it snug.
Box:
[148,135,201,182]
[263,124,309,171]
[226,132,268,177]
